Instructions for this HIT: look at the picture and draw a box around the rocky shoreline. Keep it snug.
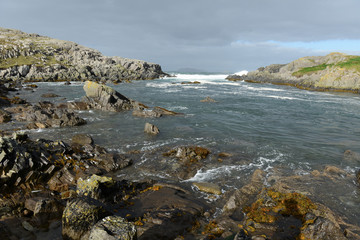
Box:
[1,28,360,239]
[227,52,360,93]
[0,28,168,82]
[0,80,359,240]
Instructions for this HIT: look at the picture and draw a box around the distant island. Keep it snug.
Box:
[227,52,360,93]
[0,27,168,82]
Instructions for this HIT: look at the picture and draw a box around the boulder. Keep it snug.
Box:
[88,216,136,240]
[76,174,115,200]
[24,197,63,218]
[82,81,137,112]
[144,122,160,135]
[95,153,132,172]
[72,134,94,146]
[47,167,76,192]
[62,198,110,240]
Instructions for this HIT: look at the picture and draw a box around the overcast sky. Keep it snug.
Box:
[1,0,360,73]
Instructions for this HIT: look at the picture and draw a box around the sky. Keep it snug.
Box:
[1,0,360,73]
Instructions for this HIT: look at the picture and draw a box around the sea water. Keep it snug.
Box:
[10,73,360,225]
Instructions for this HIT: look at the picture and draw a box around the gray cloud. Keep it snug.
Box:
[1,0,360,72]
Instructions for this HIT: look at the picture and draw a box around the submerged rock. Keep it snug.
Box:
[193,182,222,195]
[200,96,217,102]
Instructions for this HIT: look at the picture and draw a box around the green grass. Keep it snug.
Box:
[292,63,334,77]
[336,56,360,71]
[0,54,60,69]
[292,56,360,77]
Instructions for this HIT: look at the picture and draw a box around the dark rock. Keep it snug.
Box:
[62,198,111,240]
[357,170,360,185]
[226,74,243,81]
[88,216,136,240]
[95,153,132,172]
[129,186,207,239]
[153,106,182,116]
[144,122,160,135]
[163,146,210,180]
[0,109,11,123]
[14,102,86,128]
[47,167,76,192]
[41,93,60,98]
[24,197,63,218]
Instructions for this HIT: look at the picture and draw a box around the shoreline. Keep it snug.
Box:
[0,80,359,239]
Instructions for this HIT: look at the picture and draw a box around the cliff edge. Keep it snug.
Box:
[227,52,360,92]
[0,27,168,82]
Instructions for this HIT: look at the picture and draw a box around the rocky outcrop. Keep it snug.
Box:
[144,122,160,135]
[7,101,86,129]
[0,27,168,82]
[82,81,139,112]
[227,52,360,92]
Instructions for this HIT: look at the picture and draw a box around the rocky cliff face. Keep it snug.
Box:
[227,52,360,92]
[0,27,168,82]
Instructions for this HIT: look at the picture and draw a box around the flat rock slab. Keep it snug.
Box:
[193,182,222,195]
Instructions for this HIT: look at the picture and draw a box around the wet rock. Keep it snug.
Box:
[59,101,91,111]
[14,102,86,129]
[222,169,266,214]
[181,81,201,84]
[47,167,76,192]
[88,216,136,240]
[193,182,222,195]
[62,198,111,240]
[356,170,360,185]
[82,81,138,112]
[129,186,207,239]
[95,153,132,172]
[24,197,63,218]
[72,134,94,146]
[153,106,182,116]
[41,93,60,98]
[76,174,115,200]
[200,96,217,102]
[144,122,160,135]
[0,109,11,123]
[343,149,360,163]
[132,109,162,118]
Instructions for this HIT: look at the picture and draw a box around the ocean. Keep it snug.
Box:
[10,73,360,225]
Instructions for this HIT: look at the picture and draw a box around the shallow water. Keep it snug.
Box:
[8,74,360,225]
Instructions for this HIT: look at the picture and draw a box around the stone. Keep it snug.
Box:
[193,182,222,195]
[0,109,11,123]
[95,153,132,172]
[24,197,63,218]
[132,109,162,118]
[76,174,115,200]
[82,81,136,112]
[200,96,217,102]
[356,170,360,184]
[41,93,60,98]
[72,134,94,146]
[144,122,160,135]
[62,198,110,240]
[47,167,76,192]
[88,216,136,240]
